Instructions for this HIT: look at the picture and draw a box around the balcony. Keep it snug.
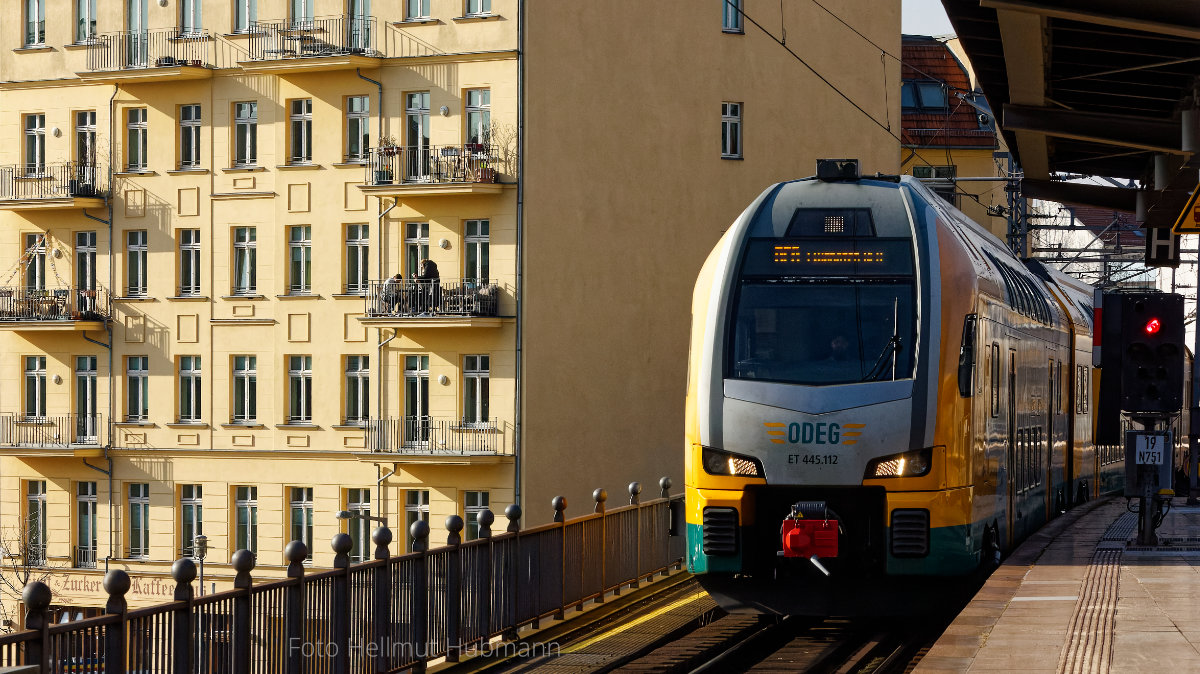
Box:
[360,278,503,328]
[78,29,215,83]
[0,286,112,330]
[74,545,98,569]
[359,144,506,198]
[0,413,103,456]
[366,417,508,456]
[241,15,380,74]
[0,162,107,210]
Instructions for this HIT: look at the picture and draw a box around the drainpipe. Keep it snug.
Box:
[356,68,384,145]
[374,463,396,524]
[376,328,397,453]
[514,0,526,509]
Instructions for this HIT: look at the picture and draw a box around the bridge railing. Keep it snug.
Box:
[0,478,684,673]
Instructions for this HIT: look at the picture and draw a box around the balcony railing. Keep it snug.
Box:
[85,28,214,71]
[365,278,500,318]
[0,161,105,201]
[24,543,46,567]
[247,14,377,61]
[367,417,504,454]
[0,285,111,323]
[365,143,500,187]
[74,545,97,569]
[0,413,103,448]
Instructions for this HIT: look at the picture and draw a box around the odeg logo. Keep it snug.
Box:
[764,421,866,446]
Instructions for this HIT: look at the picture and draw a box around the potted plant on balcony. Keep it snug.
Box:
[373,135,399,184]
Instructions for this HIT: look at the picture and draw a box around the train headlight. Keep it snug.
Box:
[701,446,764,477]
[864,448,932,479]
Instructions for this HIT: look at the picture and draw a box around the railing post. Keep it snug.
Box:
[552,496,567,620]
[478,509,494,635]
[629,482,642,589]
[410,520,430,674]
[283,541,308,674]
[593,489,607,603]
[230,550,255,674]
[330,534,352,674]
[444,515,463,662]
[171,559,196,674]
[502,505,521,640]
[659,477,673,578]
[372,526,393,674]
[103,570,130,674]
[22,582,51,673]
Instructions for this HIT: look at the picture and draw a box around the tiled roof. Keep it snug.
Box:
[902,35,996,149]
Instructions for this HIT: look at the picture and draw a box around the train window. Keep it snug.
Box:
[990,343,999,417]
[726,281,916,385]
[958,314,977,398]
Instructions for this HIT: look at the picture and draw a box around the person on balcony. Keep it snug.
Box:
[414,259,440,314]
[383,273,402,314]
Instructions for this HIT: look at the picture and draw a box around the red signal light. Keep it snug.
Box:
[1145,318,1161,335]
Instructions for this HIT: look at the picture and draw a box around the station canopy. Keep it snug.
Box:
[942,0,1200,227]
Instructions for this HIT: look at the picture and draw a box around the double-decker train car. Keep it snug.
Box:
[684,161,1130,615]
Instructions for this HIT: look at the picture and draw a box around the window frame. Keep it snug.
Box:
[464,490,489,541]
[721,102,742,159]
[232,355,257,423]
[126,355,150,422]
[24,356,47,419]
[77,481,98,565]
[404,222,429,277]
[463,354,490,426]
[180,104,202,169]
[127,230,148,297]
[24,113,46,174]
[465,0,491,17]
[288,355,313,423]
[464,220,489,283]
[405,489,429,551]
[233,102,258,168]
[235,485,258,554]
[23,233,46,291]
[178,355,202,423]
[76,0,98,42]
[345,95,370,162]
[347,488,372,562]
[179,228,201,296]
[345,223,369,294]
[289,99,313,165]
[233,0,257,33]
[465,88,490,146]
[288,225,312,294]
[127,108,149,172]
[25,0,46,46]
[180,0,202,35]
[128,483,150,559]
[232,227,257,295]
[26,480,47,565]
[289,487,314,562]
[722,0,743,33]
[345,355,369,426]
[405,0,431,20]
[180,484,203,558]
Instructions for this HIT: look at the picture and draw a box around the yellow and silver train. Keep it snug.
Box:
[684,161,1124,614]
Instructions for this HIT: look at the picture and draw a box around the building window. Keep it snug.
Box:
[234,0,257,33]
[26,481,47,565]
[289,487,314,561]
[464,491,489,540]
[405,490,429,551]
[290,0,314,28]
[404,355,430,448]
[76,0,97,42]
[25,0,46,46]
[347,489,371,562]
[76,111,97,165]
[405,223,429,277]
[465,220,489,283]
[127,108,148,171]
[76,356,99,442]
[465,89,490,146]
[289,99,313,164]
[180,104,201,169]
[722,0,743,32]
[234,102,258,167]
[288,355,313,423]
[179,229,201,296]
[23,234,45,291]
[180,485,203,558]
[345,356,369,425]
[24,114,46,174]
[77,482,98,568]
[346,95,370,162]
[180,0,202,35]
[179,356,202,423]
[127,230,148,297]
[127,356,149,421]
[233,227,257,295]
[346,224,369,294]
[235,486,258,554]
[463,355,490,425]
[406,92,431,178]
[721,102,742,159]
[24,356,47,419]
[129,483,150,559]
[465,0,491,16]
[901,81,948,110]
[912,165,957,206]
[77,231,97,291]
[405,0,430,20]
[289,226,312,294]
[233,356,257,423]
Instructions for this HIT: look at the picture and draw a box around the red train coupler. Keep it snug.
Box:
[780,501,839,576]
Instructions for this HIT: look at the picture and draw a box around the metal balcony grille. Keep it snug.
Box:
[0,413,103,448]
[85,29,214,71]
[0,161,105,201]
[0,286,111,323]
[247,15,377,60]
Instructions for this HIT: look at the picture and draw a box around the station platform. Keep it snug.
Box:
[917,496,1200,672]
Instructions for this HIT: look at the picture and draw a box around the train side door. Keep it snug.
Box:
[1006,348,1017,548]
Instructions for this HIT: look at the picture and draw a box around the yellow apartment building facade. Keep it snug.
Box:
[0,0,898,613]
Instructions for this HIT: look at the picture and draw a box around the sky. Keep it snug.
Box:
[902,0,955,37]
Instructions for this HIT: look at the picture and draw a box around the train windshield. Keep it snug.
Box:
[728,236,917,386]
